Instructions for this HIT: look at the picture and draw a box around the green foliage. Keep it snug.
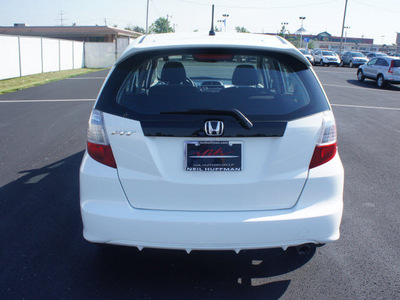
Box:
[235,26,250,33]
[125,25,145,33]
[149,17,174,34]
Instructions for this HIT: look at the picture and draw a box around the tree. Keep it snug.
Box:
[235,26,250,33]
[149,17,174,34]
[125,25,145,34]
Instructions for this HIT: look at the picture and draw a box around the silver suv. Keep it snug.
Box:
[340,51,368,68]
[357,56,400,88]
[313,50,340,66]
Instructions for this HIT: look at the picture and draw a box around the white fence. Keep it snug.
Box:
[0,35,84,80]
[84,37,131,68]
[0,35,133,80]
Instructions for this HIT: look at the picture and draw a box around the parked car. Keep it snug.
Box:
[298,48,315,64]
[340,51,368,67]
[366,52,388,60]
[80,32,344,253]
[357,56,400,88]
[313,50,340,66]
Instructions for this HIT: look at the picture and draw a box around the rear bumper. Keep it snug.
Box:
[80,153,344,252]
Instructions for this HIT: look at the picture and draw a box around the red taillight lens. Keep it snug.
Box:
[388,60,394,73]
[87,142,117,168]
[309,143,337,169]
[309,111,338,169]
[86,110,117,168]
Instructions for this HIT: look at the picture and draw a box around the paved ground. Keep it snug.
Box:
[0,67,399,299]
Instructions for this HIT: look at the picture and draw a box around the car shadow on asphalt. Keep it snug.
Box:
[0,151,314,300]
[346,79,400,91]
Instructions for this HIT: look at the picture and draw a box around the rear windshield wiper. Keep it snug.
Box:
[161,109,253,130]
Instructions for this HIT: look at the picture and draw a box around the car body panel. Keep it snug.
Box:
[80,153,343,251]
[105,112,323,211]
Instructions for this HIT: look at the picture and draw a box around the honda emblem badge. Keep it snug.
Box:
[204,121,224,136]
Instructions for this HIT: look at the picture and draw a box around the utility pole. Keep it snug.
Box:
[59,11,66,26]
[281,22,288,39]
[104,18,107,26]
[146,0,149,34]
[339,0,349,57]
[299,17,306,48]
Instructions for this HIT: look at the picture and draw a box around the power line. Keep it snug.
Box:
[178,0,340,10]
[352,0,400,14]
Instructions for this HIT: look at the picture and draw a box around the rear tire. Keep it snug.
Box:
[320,60,324,66]
[357,70,365,82]
[377,75,386,88]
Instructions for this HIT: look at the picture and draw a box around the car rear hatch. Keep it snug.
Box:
[105,112,323,211]
[96,48,330,211]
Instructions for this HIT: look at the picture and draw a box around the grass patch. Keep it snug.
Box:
[0,68,105,95]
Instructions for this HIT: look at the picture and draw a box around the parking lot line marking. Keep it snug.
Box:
[323,83,372,90]
[331,104,400,111]
[323,83,400,93]
[0,99,96,103]
[66,77,106,80]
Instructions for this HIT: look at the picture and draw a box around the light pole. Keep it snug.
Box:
[344,26,350,50]
[217,20,223,32]
[299,17,306,48]
[222,14,229,32]
[339,0,349,57]
[281,22,288,39]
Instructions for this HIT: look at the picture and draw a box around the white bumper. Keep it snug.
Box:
[80,153,344,252]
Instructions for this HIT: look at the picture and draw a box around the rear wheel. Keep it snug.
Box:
[357,70,365,82]
[320,60,324,66]
[349,61,354,68]
[377,75,386,88]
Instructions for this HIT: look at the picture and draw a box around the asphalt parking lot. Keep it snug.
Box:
[0,67,399,299]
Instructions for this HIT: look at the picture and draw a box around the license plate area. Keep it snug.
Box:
[185,141,242,171]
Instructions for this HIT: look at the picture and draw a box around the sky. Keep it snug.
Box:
[1,0,399,45]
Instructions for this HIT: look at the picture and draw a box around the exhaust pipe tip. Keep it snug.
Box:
[295,243,315,256]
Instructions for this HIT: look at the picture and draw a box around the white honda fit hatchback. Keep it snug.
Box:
[80,32,344,253]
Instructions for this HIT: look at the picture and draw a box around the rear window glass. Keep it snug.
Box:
[393,60,400,68]
[96,49,329,122]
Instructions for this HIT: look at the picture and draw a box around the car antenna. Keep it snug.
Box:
[209,4,215,36]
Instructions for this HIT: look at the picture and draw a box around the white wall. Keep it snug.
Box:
[84,42,116,68]
[42,38,60,73]
[0,34,135,80]
[0,35,20,80]
[73,42,84,69]
[60,40,73,70]
[19,37,42,76]
[84,37,133,68]
[0,34,84,80]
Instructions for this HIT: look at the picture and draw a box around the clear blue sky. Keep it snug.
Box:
[1,0,399,45]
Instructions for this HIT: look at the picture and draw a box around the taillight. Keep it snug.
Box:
[309,111,337,169]
[388,60,394,73]
[87,110,117,168]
